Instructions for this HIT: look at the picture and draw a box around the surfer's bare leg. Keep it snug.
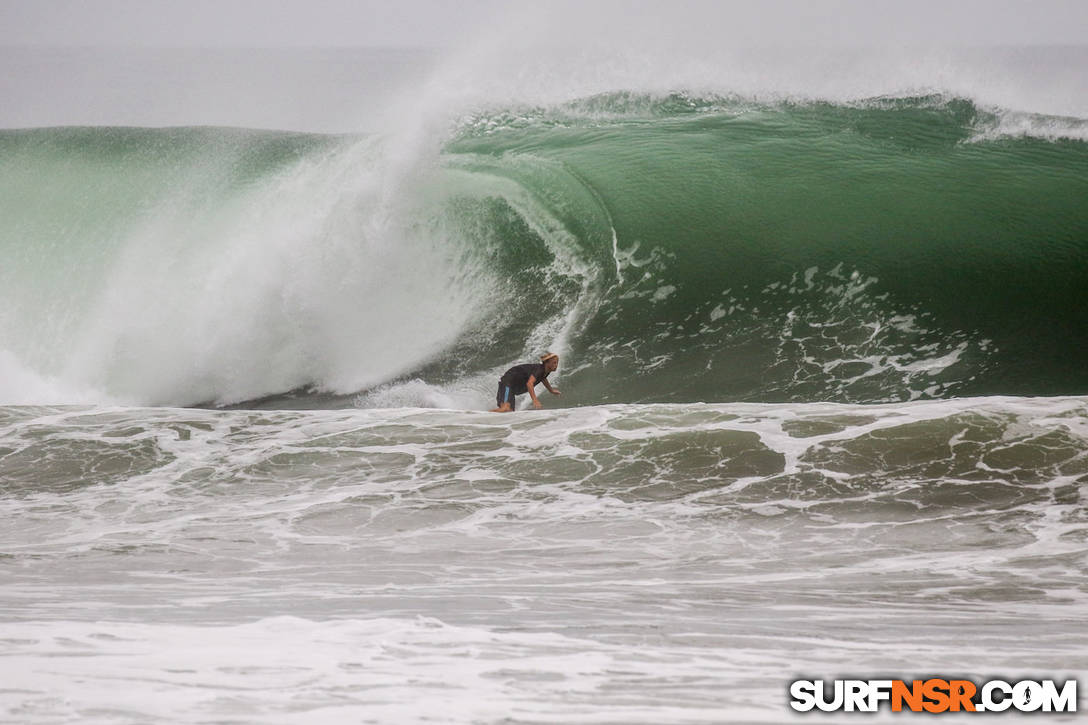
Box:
[490,402,515,413]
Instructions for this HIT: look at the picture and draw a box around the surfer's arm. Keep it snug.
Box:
[542,379,561,395]
[527,376,543,408]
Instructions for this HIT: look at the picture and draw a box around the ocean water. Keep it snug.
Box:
[1,44,1087,723]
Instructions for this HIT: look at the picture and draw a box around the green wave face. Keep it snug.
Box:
[446,95,1088,403]
[2,95,1087,406]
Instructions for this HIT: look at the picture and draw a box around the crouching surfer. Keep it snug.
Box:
[490,352,561,412]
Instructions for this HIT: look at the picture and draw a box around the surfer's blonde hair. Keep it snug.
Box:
[540,352,558,363]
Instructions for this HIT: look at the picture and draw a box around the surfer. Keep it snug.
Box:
[491,353,561,412]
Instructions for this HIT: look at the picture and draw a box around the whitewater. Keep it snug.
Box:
[1,41,1086,723]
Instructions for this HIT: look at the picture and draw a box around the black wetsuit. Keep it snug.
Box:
[496,363,549,408]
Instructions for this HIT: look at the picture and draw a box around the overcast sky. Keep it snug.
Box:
[2,0,1085,130]
[2,0,1087,48]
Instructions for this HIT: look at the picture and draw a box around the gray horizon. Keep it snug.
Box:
[2,0,1087,49]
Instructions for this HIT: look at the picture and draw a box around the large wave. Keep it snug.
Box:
[2,94,1087,407]
[0,127,505,405]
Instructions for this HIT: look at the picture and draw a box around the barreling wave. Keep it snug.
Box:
[1,94,1087,408]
